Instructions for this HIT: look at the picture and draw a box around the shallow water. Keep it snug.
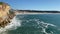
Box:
[0,14,60,34]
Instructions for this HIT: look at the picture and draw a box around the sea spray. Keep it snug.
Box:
[0,16,21,34]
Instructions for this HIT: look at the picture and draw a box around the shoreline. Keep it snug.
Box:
[15,13,60,15]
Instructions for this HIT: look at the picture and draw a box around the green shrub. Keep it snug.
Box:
[0,2,3,5]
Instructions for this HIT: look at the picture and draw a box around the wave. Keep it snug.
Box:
[0,16,21,34]
[0,15,59,34]
[22,19,59,34]
[35,19,56,33]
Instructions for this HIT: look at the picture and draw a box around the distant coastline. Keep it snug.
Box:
[13,10,60,15]
[19,10,60,13]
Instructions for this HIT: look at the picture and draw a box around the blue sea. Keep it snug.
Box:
[0,14,60,34]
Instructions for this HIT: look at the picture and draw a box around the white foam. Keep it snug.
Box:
[5,16,21,30]
[37,21,56,34]
[39,21,56,28]
[28,19,56,34]
[42,28,48,34]
[37,21,55,34]
[0,16,21,34]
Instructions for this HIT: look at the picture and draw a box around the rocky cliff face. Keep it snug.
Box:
[0,2,10,21]
[0,2,15,27]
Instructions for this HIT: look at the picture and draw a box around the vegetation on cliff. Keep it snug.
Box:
[0,2,3,5]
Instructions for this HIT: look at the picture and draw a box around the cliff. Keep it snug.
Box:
[0,2,60,27]
[0,2,15,27]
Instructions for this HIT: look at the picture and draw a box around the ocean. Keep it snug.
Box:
[0,14,60,34]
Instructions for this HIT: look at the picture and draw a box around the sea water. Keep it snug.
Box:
[0,14,60,34]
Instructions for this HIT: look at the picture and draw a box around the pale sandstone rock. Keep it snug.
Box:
[0,2,14,27]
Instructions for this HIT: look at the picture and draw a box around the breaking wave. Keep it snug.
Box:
[0,15,60,34]
[0,16,21,34]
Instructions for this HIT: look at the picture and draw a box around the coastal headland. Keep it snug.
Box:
[0,2,60,27]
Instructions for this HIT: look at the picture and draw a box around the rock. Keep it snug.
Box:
[0,2,15,28]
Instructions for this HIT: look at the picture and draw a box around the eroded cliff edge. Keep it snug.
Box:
[0,2,15,27]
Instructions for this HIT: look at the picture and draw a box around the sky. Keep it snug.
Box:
[0,0,60,11]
